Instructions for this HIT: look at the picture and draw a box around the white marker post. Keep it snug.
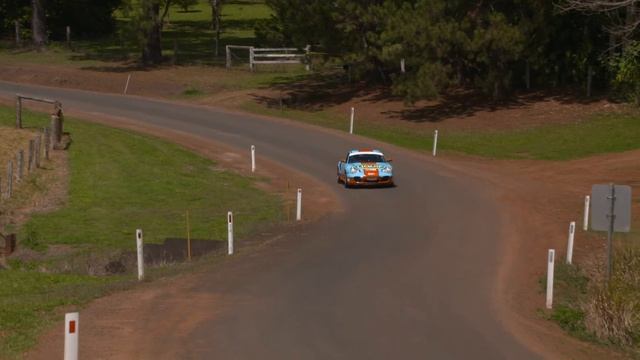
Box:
[546,249,555,309]
[583,195,590,231]
[124,74,132,95]
[349,107,355,134]
[136,229,144,281]
[432,130,439,157]
[566,222,576,264]
[227,211,234,255]
[251,145,256,173]
[64,312,79,360]
[296,188,302,221]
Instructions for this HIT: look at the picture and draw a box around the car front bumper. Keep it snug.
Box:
[346,176,394,186]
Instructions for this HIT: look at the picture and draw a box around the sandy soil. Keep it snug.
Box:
[0,64,636,358]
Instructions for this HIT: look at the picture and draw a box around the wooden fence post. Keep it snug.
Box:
[6,161,13,199]
[44,127,50,160]
[16,150,24,181]
[226,45,231,68]
[15,96,22,129]
[66,26,71,48]
[172,40,178,65]
[35,135,41,168]
[51,114,62,149]
[587,65,593,97]
[249,47,255,71]
[525,60,531,90]
[15,21,21,47]
[28,139,34,173]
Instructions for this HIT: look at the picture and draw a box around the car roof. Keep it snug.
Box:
[348,149,384,157]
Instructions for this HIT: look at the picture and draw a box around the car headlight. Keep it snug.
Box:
[382,165,392,172]
[349,166,358,174]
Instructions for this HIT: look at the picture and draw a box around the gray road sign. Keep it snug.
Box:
[591,184,631,232]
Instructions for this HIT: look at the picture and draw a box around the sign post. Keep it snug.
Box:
[590,184,632,281]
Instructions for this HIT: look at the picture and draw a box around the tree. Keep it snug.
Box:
[31,0,47,50]
[259,0,612,101]
[210,0,223,56]
[608,39,640,103]
[559,0,639,45]
[122,0,172,65]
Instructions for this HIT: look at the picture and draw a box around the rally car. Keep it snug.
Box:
[337,149,394,188]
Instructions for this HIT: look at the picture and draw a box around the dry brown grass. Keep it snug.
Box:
[583,248,640,347]
[0,127,36,170]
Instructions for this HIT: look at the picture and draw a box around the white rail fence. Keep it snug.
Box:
[226,45,310,71]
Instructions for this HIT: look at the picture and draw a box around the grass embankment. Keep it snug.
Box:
[0,106,281,358]
[243,103,640,161]
[548,249,640,357]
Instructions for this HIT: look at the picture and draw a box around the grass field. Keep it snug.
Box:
[243,102,640,160]
[0,105,282,358]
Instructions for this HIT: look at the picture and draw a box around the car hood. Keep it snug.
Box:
[347,162,391,169]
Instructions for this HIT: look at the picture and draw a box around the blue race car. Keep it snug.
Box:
[337,149,394,188]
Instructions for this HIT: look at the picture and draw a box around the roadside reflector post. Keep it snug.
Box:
[64,312,79,360]
[124,74,132,95]
[566,222,576,264]
[251,145,256,173]
[583,195,590,231]
[136,229,144,281]
[349,107,354,134]
[296,188,302,221]
[546,249,555,309]
[227,211,234,255]
[433,130,439,157]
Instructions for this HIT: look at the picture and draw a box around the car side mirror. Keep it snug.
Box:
[387,159,393,162]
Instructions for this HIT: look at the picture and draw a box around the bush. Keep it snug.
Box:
[609,41,640,105]
[583,248,640,346]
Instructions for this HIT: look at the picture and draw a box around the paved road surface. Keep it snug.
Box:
[0,81,538,359]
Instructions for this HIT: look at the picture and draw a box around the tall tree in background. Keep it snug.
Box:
[210,0,223,57]
[122,0,172,64]
[31,0,47,50]
[560,0,639,40]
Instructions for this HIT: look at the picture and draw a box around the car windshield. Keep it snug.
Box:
[348,154,385,163]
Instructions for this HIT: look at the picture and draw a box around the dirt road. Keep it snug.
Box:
[1,81,540,359]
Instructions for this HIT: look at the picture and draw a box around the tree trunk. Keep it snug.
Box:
[142,1,163,65]
[211,0,222,57]
[31,0,47,50]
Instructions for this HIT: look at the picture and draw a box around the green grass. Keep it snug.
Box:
[544,262,593,340]
[242,102,640,160]
[0,270,117,357]
[0,107,281,249]
[0,105,282,357]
